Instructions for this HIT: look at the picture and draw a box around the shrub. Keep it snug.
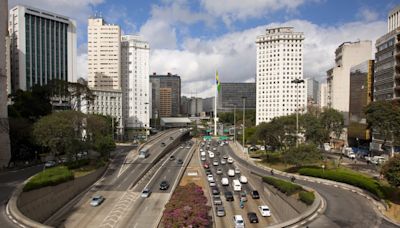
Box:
[298,168,384,199]
[261,152,283,164]
[65,159,90,169]
[299,191,315,205]
[263,176,303,196]
[23,166,74,192]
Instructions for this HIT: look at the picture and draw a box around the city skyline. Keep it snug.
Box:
[7,0,398,97]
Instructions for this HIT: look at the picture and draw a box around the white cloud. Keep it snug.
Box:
[76,54,88,81]
[357,8,379,22]
[150,19,386,97]
[140,19,178,49]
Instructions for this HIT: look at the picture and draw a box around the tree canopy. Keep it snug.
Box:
[381,154,400,187]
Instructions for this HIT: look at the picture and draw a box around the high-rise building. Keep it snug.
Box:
[0,0,11,168]
[217,83,256,112]
[8,5,77,92]
[388,5,400,32]
[256,27,306,125]
[319,82,328,109]
[326,41,372,116]
[150,73,181,118]
[121,35,150,137]
[87,17,121,89]
[348,60,374,147]
[305,78,319,105]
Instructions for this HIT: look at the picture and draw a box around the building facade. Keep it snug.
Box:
[305,77,319,105]
[217,82,256,112]
[8,5,77,92]
[348,60,374,146]
[121,35,150,136]
[150,73,181,118]
[326,41,372,115]
[388,5,400,32]
[319,82,328,109]
[0,0,10,168]
[87,17,121,89]
[256,27,306,125]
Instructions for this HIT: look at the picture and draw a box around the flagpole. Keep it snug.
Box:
[214,71,218,136]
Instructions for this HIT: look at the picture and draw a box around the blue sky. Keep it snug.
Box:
[9,0,400,97]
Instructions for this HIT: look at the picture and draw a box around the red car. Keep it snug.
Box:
[203,163,210,169]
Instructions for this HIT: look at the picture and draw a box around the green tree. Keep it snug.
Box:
[365,101,400,151]
[94,135,116,157]
[283,144,322,167]
[320,108,344,140]
[381,154,400,187]
[300,113,328,146]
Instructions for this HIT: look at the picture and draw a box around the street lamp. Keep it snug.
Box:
[110,96,116,141]
[242,96,247,152]
[234,105,236,144]
[291,78,305,147]
[144,102,149,141]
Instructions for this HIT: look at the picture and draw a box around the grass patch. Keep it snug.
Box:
[65,159,90,169]
[299,191,315,205]
[263,176,303,196]
[298,167,385,199]
[23,166,74,192]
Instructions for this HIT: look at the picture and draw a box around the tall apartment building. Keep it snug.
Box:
[8,5,77,92]
[0,0,10,168]
[87,17,121,89]
[150,73,181,118]
[256,27,306,125]
[121,35,150,137]
[348,60,374,147]
[326,41,372,117]
[319,82,328,109]
[305,77,319,105]
[217,82,256,112]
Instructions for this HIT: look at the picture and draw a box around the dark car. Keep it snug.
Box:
[224,191,234,201]
[169,155,175,161]
[177,159,183,165]
[211,187,220,195]
[160,180,170,190]
[170,136,174,140]
[161,142,166,147]
[247,212,259,223]
[205,169,212,175]
[251,190,260,199]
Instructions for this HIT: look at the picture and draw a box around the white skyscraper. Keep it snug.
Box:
[256,27,306,125]
[87,17,121,89]
[121,35,150,135]
[319,82,328,109]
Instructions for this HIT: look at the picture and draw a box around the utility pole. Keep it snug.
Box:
[242,96,246,152]
[291,78,304,147]
[234,105,236,144]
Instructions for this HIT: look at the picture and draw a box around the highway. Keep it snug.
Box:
[57,129,188,228]
[226,143,399,228]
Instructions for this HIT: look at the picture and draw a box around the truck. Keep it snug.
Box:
[233,179,242,192]
[342,147,356,159]
[139,147,150,158]
[323,143,331,152]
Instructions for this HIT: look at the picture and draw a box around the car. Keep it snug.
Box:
[213,147,217,151]
[240,191,247,202]
[90,195,105,207]
[170,136,174,140]
[216,168,223,175]
[209,180,216,187]
[209,152,215,158]
[141,188,151,198]
[44,160,56,168]
[213,195,222,205]
[224,191,234,201]
[177,159,183,165]
[201,156,206,161]
[223,155,228,160]
[233,215,245,228]
[251,190,260,199]
[211,187,220,195]
[203,163,210,169]
[160,180,170,190]
[205,169,212,175]
[207,174,214,182]
[200,151,206,156]
[247,212,259,223]
[216,206,225,217]
[169,155,175,161]
[180,145,184,149]
[221,177,229,186]
[228,169,235,177]
[235,168,241,174]
[239,176,248,184]
[220,159,226,165]
[258,205,271,217]
[213,159,219,166]
[227,157,234,164]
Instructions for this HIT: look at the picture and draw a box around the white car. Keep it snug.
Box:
[228,169,235,177]
[209,180,216,187]
[209,152,215,158]
[90,195,105,207]
[258,205,271,217]
[239,176,248,184]
[235,168,241,174]
[233,215,245,228]
[216,168,223,175]
[201,156,206,161]
[201,151,206,156]
[221,159,226,165]
[227,157,234,164]
[213,147,217,151]
[213,160,219,166]
[221,177,229,186]
[207,174,214,182]
[141,188,151,198]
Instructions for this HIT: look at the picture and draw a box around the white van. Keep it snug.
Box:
[221,177,229,186]
[228,169,235,177]
[233,179,242,191]
[200,151,206,156]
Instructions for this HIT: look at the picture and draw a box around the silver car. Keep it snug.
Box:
[90,195,104,207]
[216,206,225,217]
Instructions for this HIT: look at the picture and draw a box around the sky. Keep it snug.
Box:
[8,0,400,97]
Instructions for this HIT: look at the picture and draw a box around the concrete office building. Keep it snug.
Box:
[0,0,10,168]
[348,60,374,147]
[150,73,181,118]
[87,17,121,89]
[8,5,77,92]
[326,41,372,115]
[319,82,328,109]
[305,77,319,105]
[217,83,256,112]
[256,27,306,125]
[388,5,400,32]
[121,35,150,138]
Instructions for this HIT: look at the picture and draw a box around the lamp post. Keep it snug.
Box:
[110,96,116,141]
[291,78,305,147]
[242,96,247,152]
[144,102,149,141]
[234,105,236,144]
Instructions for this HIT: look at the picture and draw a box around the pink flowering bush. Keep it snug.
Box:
[162,183,211,228]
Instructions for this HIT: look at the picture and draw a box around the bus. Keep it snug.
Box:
[139,147,150,158]
[233,179,242,192]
